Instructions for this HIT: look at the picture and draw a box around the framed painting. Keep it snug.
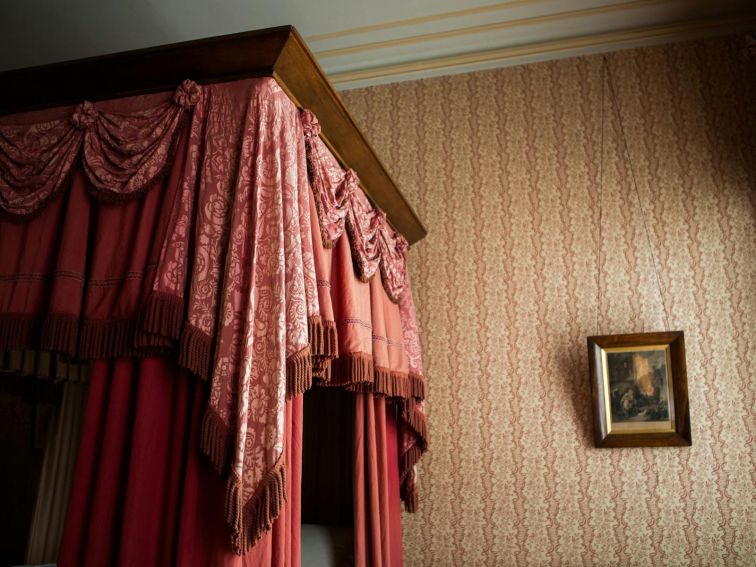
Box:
[587,331,691,448]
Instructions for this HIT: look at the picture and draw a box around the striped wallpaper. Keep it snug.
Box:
[342,35,756,566]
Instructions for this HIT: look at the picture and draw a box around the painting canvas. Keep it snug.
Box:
[603,346,674,433]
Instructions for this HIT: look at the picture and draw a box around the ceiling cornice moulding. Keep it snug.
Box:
[305,0,554,42]
[325,12,756,90]
[311,0,668,56]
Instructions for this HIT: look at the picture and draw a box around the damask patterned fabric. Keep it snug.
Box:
[194,79,313,553]
[0,76,427,553]
[302,110,409,303]
[397,279,427,511]
[0,82,204,359]
[0,80,199,220]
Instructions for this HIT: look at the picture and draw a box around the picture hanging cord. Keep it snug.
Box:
[595,56,605,336]
[595,55,671,335]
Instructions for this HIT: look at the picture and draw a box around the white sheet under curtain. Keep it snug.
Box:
[25,380,88,564]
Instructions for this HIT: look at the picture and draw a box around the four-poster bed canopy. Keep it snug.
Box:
[0,26,427,566]
[0,25,426,245]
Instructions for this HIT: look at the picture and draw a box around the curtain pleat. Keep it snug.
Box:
[354,394,402,567]
[117,358,193,565]
[385,407,403,567]
[58,358,138,566]
[57,358,303,567]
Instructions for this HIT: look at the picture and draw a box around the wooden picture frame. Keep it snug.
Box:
[587,331,691,448]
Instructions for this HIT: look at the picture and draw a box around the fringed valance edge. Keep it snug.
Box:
[286,344,313,399]
[226,453,287,555]
[179,324,214,380]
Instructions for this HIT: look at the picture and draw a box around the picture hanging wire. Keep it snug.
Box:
[595,55,671,335]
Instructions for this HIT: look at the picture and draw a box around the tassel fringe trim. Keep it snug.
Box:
[313,358,331,382]
[399,398,428,514]
[408,372,425,400]
[327,352,374,387]
[308,316,338,360]
[399,444,423,489]
[200,406,231,475]
[286,345,313,398]
[400,449,426,516]
[78,318,135,359]
[348,368,425,401]
[402,400,428,450]
[225,454,287,555]
[309,316,337,383]
[180,324,213,380]
[314,350,426,404]
[0,315,40,352]
[0,294,189,361]
[135,291,184,349]
[401,479,418,513]
[41,314,79,356]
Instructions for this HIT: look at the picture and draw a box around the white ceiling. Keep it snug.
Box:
[1,0,754,90]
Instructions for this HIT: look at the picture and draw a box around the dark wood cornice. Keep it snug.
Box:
[0,26,427,243]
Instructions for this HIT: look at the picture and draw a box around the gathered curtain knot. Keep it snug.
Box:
[343,169,359,194]
[71,101,98,130]
[173,79,202,108]
[300,109,321,138]
[372,208,387,228]
[394,234,409,256]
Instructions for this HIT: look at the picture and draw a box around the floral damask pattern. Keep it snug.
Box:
[303,110,409,302]
[182,84,245,342]
[343,35,756,566]
[0,117,81,219]
[0,73,429,555]
[184,79,377,553]
[0,80,199,219]
[151,85,208,302]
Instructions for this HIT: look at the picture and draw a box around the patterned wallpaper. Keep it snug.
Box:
[341,36,756,566]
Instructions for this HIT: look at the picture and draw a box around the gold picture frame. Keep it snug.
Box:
[587,331,691,448]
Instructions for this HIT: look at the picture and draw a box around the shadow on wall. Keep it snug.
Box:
[691,36,756,191]
[638,4,756,186]
[608,35,756,210]
[555,344,595,448]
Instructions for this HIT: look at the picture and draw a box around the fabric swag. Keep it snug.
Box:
[0,77,427,553]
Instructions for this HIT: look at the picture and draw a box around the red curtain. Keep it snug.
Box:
[55,354,399,566]
[1,76,427,564]
[354,394,403,567]
[57,357,302,567]
[385,404,403,567]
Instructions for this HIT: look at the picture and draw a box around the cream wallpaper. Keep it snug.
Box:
[342,36,756,566]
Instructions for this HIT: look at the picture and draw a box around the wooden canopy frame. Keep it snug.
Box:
[0,25,426,244]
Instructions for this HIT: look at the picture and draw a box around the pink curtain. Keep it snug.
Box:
[1,75,427,563]
[354,394,403,567]
[305,111,428,513]
[57,357,302,567]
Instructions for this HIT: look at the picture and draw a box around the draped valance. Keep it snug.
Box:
[0,77,427,554]
[302,110,408,303]
[0,79,201,220]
